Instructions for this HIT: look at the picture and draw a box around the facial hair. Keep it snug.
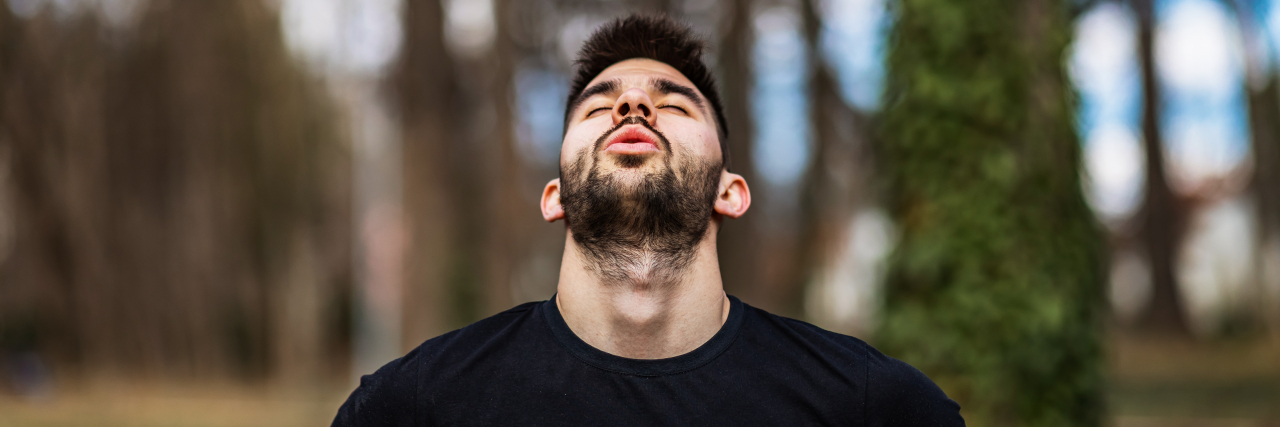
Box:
[559,117,723,288]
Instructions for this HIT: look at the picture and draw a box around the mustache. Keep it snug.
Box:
[592,116,671,153]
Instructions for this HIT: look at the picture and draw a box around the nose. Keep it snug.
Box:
[612,88,656,126]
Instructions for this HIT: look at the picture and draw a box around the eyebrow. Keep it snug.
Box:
[568,79,620,117]
[568,77,709,118]
[651,78,707,114]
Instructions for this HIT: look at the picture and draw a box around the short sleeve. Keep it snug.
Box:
[331,349,420,427]
[865,347,965,426]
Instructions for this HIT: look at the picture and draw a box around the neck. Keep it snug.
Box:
[555,224,730,359]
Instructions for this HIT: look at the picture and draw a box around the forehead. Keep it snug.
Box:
[587,58,701,96]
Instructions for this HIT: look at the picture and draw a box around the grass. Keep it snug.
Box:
[1108,333,1280,426]
[0,380,350,427]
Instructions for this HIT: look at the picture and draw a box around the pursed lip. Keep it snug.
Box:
[603,125,662,154]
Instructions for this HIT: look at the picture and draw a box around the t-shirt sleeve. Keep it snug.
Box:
[331,349,420,427]
[865,348,965,426]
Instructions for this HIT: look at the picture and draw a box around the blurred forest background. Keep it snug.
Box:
[0,0,1278,425]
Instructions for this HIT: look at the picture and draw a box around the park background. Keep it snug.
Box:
[1,0,1278,425]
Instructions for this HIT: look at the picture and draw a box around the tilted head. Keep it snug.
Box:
[540,14,750,286]
[562,14,731,170]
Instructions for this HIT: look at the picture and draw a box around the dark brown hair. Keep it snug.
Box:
[564,14,730,170]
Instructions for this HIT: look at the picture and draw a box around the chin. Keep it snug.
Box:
[602,168,659,191]
[606,151,661,169]
[599,154,662,176]
[614,153,649,168]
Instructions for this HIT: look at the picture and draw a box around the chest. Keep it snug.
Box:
[420,359,862,426]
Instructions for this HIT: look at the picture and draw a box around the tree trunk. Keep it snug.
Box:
[1229,0,1280,343]
[715,0,765,307]
[1247,76,1280,342]
[397,0,459,348]
[1132,0,1192,337]
[877,0,1106,424]
[481,0,522,318]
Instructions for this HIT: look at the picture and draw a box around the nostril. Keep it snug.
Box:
[638,104,650,116]
[618,104,630,116]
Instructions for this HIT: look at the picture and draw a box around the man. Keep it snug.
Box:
[333,15,963,426]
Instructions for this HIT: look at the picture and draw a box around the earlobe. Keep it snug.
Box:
[541,179,565,222]
[713,172,750,219]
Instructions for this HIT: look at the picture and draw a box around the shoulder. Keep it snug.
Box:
[413,300,543,360]
[740,303,871,359]
[330,301,544,427]
[404,300,543,373]
[862,344,965,426]
[331,350,418,427]
[743,304,964,426]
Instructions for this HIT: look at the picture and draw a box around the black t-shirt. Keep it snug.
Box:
[332,295,964,426]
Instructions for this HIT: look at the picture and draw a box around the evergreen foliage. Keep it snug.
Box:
[876,0,1107,424]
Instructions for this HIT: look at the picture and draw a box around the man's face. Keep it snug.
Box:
[561,58,722,188]
[555,58,725,283]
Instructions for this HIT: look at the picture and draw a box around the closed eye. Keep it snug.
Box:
[659,105,688,115]
[586,107,610,118]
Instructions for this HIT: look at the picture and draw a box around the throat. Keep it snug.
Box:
[604,294,680,358]
[557,286,730,360]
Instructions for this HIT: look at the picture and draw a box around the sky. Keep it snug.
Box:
[1072,0,1253,223]
[753,4,814,188]
[1072,2,1146,222]
[1156,0,1250,193]
[279,0,402,76]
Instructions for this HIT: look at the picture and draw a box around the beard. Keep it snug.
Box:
[559,117,722,288]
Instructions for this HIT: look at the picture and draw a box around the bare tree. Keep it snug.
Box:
[714,0,766,308]
[1132,0,1192,337]
[0,0,350,382]
[395,0,462,347]
[1229,0,1280,340]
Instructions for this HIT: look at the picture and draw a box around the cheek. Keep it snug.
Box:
[701,128,720,160]
[561,123,605,163]
[561,127,592,155]
[668,122,719,160]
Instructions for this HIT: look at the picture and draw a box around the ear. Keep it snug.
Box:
[713,172,750,219]
[541,178,565,222]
